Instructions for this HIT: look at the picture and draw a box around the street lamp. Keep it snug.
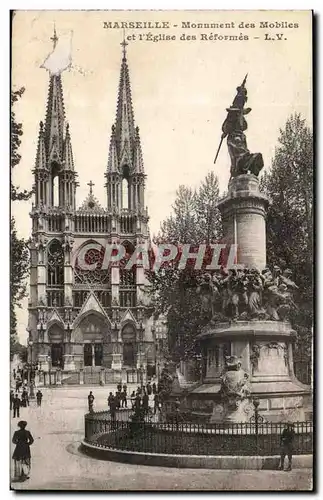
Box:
[140,364,144,390]
[28,339,35,399]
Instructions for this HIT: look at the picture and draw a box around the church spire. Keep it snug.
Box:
[34,121,47,171]
[113,37,137,172]
[106,38,145,176]
[43,27,66,165]
[33,27,77,209]
[63,123,74,171]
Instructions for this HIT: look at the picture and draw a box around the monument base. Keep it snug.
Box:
[184,320,312,423]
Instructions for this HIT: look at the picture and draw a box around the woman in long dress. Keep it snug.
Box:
[12,420,34,481]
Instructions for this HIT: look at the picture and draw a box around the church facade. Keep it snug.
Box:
[27,34,155,385]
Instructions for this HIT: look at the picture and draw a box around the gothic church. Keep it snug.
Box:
[27,32,155,385]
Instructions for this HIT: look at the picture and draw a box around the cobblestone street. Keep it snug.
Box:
[9,386,313,491]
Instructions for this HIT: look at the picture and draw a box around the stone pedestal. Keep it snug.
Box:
[217,174,269,270]
[188,321,311,423]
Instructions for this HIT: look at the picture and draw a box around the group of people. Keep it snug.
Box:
[11,366,43,482]
[10,388,43,418]
[198,265,298,321]
[87,381,162,417]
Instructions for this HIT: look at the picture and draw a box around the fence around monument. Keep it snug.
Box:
[84,411,313,456]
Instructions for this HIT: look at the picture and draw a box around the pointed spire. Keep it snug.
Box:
[133,126,144,174]
[63,123,74,170]
[115,37,135,167]
[107,125,119,173]
[34,121,47,170]
[44,73,65,165]
[106,40,145,176]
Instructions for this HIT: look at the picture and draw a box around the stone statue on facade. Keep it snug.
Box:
[215,75,264,179]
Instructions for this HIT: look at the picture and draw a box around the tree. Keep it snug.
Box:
[147,173,222,362]
[11,87,33,354]
[159,185,197,244]
[195,171,222,244]
[260,114,313,364]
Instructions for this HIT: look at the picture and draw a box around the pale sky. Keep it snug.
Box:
[11,10,312,342]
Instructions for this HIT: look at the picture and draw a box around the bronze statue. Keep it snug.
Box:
[214,75,264,179]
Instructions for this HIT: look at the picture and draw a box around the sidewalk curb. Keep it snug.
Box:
[81,441,313,470]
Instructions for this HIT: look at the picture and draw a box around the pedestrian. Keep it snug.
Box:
[12,420,34,482]
[13,369,16,380]
[15,379,21,393]
[117,382,122,393]
[10,390,14,411]
[142,391,149,414]
[115,390,121,409]
[13,394,21,419]
[278,423,295,471]
[87,391,95,413]
[134,393,141,411]
[146,381,152,396]
[121,389,127,408]
[122,383,127,395]
[110,396,117,429]
[152,382,157,395]
[130,391,136,409]
[21,388,29,408]
[36,390,43,407]
[107,392,114,411]
[154,393,161,414]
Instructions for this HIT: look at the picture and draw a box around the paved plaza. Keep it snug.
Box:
[10,386,313,491]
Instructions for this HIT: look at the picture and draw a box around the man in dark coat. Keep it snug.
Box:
[10,390,14,410]
[121,389,127,408]
[154,393,161,414]
[13,394,21,418]
[87,391,95,413]
[152,382,157,395]
[107,392,114,411]
[36,390,43,407]
[142,392,149,414]
[115,390,121,409]
[279,423,295,471]
[134,394,141,411]
[21,388,29,408]
[110,396,117,429]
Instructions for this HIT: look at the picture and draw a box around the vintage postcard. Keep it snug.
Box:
[10,10,313,491]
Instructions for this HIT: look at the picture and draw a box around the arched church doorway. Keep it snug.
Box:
[48,324,64,368]
[74,313,110,369]
[122,324,136,367]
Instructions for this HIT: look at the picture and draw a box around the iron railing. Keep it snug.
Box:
[84,412,313,456]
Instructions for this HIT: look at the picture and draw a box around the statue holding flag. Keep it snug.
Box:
[214,75,264,179]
